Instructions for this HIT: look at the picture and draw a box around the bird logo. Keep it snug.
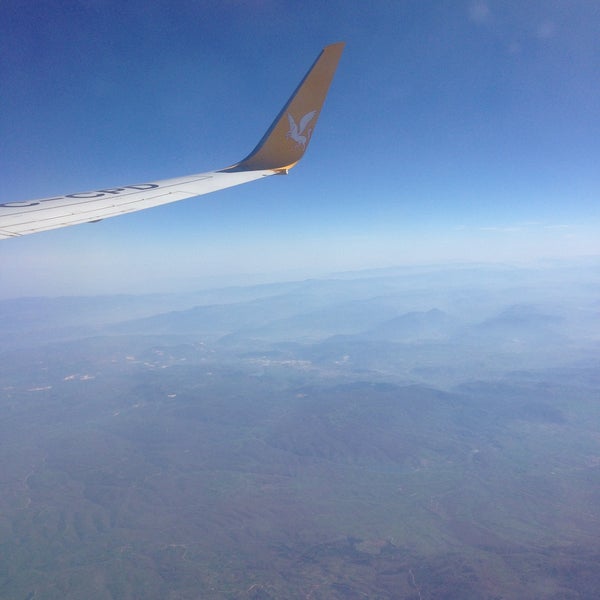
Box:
[286,110,317,148]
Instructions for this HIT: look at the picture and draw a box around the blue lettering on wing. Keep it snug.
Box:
[0,184,160,208]
[0,200,45,207]
[66,192,105,199]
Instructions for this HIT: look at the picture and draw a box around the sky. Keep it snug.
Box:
[1,0,599,297]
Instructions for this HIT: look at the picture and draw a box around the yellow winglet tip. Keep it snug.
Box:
[223,42,345,173]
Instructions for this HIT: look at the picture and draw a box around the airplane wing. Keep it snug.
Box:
[0,42,345,239]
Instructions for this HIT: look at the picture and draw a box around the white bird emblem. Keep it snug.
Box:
[286,110,317,148]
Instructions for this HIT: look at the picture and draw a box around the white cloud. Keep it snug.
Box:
[468,1,491,24]
[507,41,521,55]
[479,222,572,234]
[479,226,522,233]
[536,21,556,39]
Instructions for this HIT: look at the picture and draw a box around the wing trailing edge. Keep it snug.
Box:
[0,42,345,239]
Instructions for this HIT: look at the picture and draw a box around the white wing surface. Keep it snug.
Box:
[0,42,345,239]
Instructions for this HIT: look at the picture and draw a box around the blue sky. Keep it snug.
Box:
[1,0,599,297]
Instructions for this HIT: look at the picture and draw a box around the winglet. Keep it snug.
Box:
[224,42,345,173]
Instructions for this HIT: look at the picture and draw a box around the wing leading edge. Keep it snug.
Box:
[0,42,345,239]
